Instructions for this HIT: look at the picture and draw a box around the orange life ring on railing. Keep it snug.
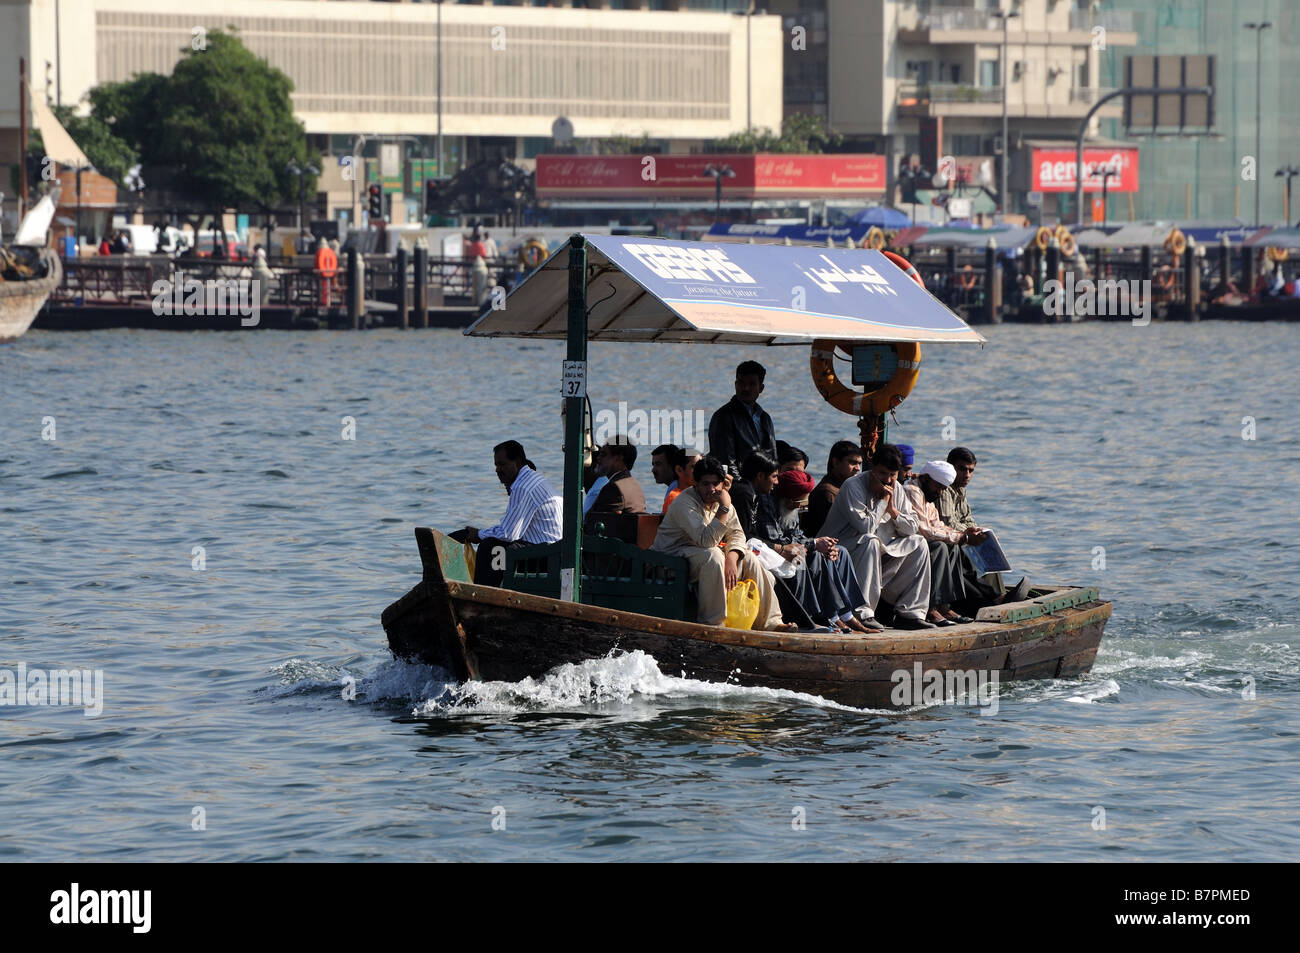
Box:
[1035,226,1052,250]
[1164,228,1187,257]
[958,265,977,290]
[810,340,923,418]
[882,250,925,289]
[865,226,886,250]
[519,239,548,270]
[1155,268,1175,291]
[1060,233,1077,258]
[1267,246,1289,263]
[1054,224,1071,245]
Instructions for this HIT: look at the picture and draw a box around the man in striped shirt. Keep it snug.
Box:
[458,440,563,586]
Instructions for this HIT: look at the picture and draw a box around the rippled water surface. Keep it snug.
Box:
[2,322,1298,861]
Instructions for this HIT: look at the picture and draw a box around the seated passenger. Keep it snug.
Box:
[802,440,862,537]
[455,440,562,587]
[905,460,1003,625]
[732,451,780,538]
[816,443,934,629]
[652,456,796,631]
[757,469,873,633]
[895,443,915,483]
[777,442,809,473]
[662,447,703,513]
[938,446,1029,603]
[650,443,680,499]
[583,436,647,531]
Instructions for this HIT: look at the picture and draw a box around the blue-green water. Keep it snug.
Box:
[2,323,1297,861]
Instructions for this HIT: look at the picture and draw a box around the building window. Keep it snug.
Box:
[951,134,982,155]
[979,60,1000,87]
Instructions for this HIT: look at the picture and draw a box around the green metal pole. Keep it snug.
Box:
[560,234,588,603]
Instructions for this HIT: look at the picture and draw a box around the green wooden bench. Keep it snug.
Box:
[505,530,694,620]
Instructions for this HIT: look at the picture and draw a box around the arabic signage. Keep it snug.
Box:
[707,223,874,244]
[586,236,980,342]
[536,154,888,199]
[1031,147,1140,193]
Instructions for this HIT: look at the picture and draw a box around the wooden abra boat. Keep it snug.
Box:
[384,528,1109,709]
[382,234,1111,708]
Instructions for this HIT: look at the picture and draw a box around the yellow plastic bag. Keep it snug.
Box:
[723,577,760,630]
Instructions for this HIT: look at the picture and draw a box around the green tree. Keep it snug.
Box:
[712,113,844,154]
[51,105,137,185]
[82,30,313,211]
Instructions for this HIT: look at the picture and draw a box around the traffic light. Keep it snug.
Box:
[367,183,383,219]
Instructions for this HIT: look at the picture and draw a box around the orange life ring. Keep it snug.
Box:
[882,250,925,289]
[810,340,922,418]
[1155,268,1175,291]
[1060,233,1078,258]
[1035,226,1052,250]
[314,246,338,278]
[958,265,977,290]
[519,239,548,270]
[865,226,886,250]
[1164,228,1187,257]
[1267,246,1289,263]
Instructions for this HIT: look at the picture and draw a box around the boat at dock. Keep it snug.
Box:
[1,190,62,343]
[381,234,1112,708]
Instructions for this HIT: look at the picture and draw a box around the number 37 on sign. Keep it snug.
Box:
[561,361,587,398]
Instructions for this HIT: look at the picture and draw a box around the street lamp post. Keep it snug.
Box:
[991,7,1019,219]
[286,161,319,246]
[1245,21,1272,229]
[1100,168,1119,227]
[1276,165,1298,225]
[703,163,736,221]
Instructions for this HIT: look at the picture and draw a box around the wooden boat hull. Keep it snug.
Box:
[382,530,1111,710]
[0,249,61,342]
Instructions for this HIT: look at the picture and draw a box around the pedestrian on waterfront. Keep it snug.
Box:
[465,229,487,261]
[252,246,275,305]
[482,230,499,260]
[98,236,112,256]
[314,237,338,307]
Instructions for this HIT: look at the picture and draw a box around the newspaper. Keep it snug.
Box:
[963,529,1012,575]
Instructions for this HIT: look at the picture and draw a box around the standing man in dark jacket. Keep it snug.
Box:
[708,360,778,472]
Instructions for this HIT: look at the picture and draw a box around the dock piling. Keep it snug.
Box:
[413,244,429,328]
[396,246,410,330]
[985,238,1001,324]
[347,248,363,329]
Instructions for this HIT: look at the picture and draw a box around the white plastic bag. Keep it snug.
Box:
[747,538,797,578]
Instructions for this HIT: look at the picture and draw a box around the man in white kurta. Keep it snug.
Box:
[817,446,933,629]
[652,460,790,631]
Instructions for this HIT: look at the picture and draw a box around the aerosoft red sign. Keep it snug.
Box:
[1032,147,1139,193]
[536,154,887,199]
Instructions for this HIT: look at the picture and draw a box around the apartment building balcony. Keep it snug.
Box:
[898,6,1136,48]
[897,83,1125,120]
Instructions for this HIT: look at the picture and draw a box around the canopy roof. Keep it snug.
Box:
[466,234,985,345]
[30,97,91,169]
